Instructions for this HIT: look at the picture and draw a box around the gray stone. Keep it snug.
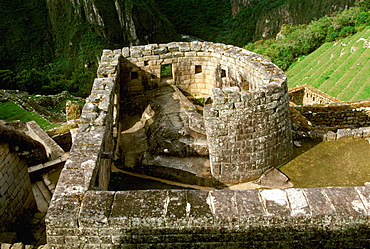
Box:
[293,140,302,148]
[255,168,293,189]
[10,243,24,249]
[336,128,353,140]
[1,244,12,249]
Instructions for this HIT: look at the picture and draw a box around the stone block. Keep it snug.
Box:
[324,131,337,141]
[259,189,290,217]
[130,190,167,228]
[227,92,241,104]
[46,194,80,228]
[109,191,134,227]
[153,47,168,55]
[286,188,311,216]
[178,43,190,52]
[164,190,188,227]
[186,190,213,227]
[130,46,145,57]
[47,236,65,244]
[211,190,239,226]
[360,127,370,137]
[303,188,336,216]
[79,191,115,227]
[8,243,24,249]
[336,129,353,140]
[211,88,225,104]
[121,47,130,57]
[352,128,363,138]
[325,187,367,216]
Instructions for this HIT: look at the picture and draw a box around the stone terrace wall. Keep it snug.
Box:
[0,142,36,233]
[293,100,370,129]
[204,86,292,184]
[119,42,282,97]
[46,187,370,248]
[289,84,339,105]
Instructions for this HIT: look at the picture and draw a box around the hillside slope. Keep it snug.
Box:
[287,28,370,101]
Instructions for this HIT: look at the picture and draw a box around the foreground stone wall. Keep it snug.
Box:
[47,187,370,248]
[0,142,36,233]
[293,100,370,129]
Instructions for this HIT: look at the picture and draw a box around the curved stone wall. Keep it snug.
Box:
[120,42,286,97]
[119,42,292,184]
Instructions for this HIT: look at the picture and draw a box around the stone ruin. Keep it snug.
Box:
[289,84,340,105]
[45,42,370,248]
[113,42,292,186]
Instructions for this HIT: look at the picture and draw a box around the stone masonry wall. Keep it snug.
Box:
[293,100,370,129]
[46,187,370,248]
[0,142,36,233]
[46,44,370,248]
[119,42,280,97]
[204,85,292,184]
[119,41,292,184]
[289,84,339,105]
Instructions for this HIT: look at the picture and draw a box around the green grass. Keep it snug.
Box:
[287,28,370,101]
[0,100,59,130]
[280,139,370,188]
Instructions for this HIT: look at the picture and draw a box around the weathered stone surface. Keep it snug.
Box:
[205,85,292,184]
[0,140,36,234]
[46,43,370,248]
[336,128,353,140]
[79,191,115,227]
[255,168,293,188]
[46,194,80,228]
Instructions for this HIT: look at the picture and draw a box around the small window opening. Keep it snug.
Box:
[221,69,226,78]
[131,71,139,80]
[144,61,149,66]
[195,65,202,74]
[160,64,172,78]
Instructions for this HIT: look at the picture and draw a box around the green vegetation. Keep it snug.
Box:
[280,139,370,188]
[160,64,173,77]
[0,0,179,97]
[0,101,59,130]
[286,28,370,100]
[157,0,359,47]
[244,3,370,70]
[0,0,115,97]
[156,0,231,42]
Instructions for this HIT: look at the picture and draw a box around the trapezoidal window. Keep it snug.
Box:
[131,71,139,80]
[160,64,172,78]
[195,65,202,74]
[221,69,226,78]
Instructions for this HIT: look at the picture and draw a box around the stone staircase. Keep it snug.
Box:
[31,181,52,213]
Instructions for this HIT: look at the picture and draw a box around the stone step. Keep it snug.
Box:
[31,182,50,213]
[28,153,68,174]
[35,181,52,204]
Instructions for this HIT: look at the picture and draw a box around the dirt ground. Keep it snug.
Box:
[110,138,370,190]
